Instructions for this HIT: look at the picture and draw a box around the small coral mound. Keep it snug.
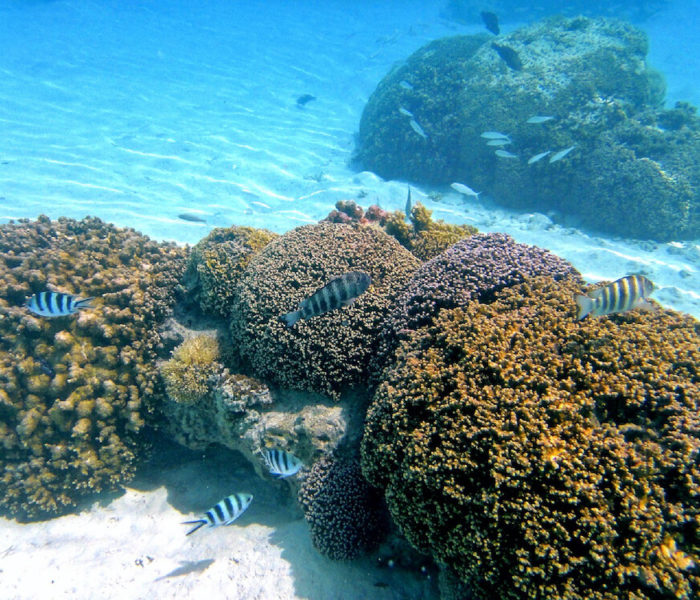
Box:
[160,334,221,404]
[372,232,579,377]
[362,276,699,599]
[184,225,278,317]
[230,222,421,398]
[298,455,388,560]
[383,203,477,261]
[0,215,186,519]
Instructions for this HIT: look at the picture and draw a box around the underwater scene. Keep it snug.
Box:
[0,0,698,598]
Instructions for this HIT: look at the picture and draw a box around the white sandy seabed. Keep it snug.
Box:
[0,1,698,599]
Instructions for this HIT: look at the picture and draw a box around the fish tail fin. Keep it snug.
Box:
[183,520,207,536]
[75,297,95,310]
[575,294,593,320]
[280,310,301,327]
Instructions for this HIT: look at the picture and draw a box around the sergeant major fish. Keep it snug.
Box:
[27,291,93,318]
[280,271,371,327]
[260,448,303,478]
[575,275,655,320]
[183,493,253,536]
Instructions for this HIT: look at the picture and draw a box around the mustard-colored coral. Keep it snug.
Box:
[0,215,186,519]
[384,203,477,260]
[160,334,221,404]
[184,225,278,317]
[362,276,699,600]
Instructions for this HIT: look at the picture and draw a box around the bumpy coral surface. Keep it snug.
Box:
[372,232,580,377]
[356,17,699,240]
[160,334,221,404]
[362,276,699,599]
[0,216,186,519]
[184,225,278,317]
[298,455,388,560]
[230,222,421,398]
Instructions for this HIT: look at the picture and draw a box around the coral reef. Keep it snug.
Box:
[183,225,278,318]
[372,232,580,377]
[0,215,186,519]
[362,276,699,599]
[323,200,477,261]
[298,454,389,560]
[229,222,421,398]
[160,334,222,405]
[356,17,699,240]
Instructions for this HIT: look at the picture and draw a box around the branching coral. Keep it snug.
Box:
[229,222,421,398]
[160,334,221,404]
[184,225,278,317]
[372,232,580,378]
[0,215,186,519]
[298,455,388,560]
[362,276,699,599]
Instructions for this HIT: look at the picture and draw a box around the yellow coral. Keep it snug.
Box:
[160,334,221,404]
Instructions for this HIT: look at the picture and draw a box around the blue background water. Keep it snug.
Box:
[0,0,698,315]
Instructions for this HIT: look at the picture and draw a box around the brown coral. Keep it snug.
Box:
[183,225,278,317]
[361,276,699,599]
[160,334,221,404]
[229,222,421,398]
[0,215,186,519]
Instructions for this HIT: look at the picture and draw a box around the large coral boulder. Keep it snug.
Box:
[356,17,699,240]
[361,276,699,599]
[230,222,421,398]
[0,216,186,519]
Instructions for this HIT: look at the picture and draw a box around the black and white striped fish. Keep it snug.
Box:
[260,448,303,478]
[183,493,253,536]
[575,275,654,320]
[26,291,94,318]
[280,271,371,327]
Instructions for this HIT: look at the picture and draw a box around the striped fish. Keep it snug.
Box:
[26,291,94,318]
[260,448,303,478]
[183,493,253,536]
[575,275,655,320]
[280,271,371,327]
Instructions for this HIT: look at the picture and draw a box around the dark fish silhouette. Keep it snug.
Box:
[37,357,55,378]
[155,559,215,581]
[296,94,316,107]
[481,11,499,35]
[492,43,522,71]
[178,213,207,223]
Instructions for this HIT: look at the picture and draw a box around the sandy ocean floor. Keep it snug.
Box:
[0,1,698,599]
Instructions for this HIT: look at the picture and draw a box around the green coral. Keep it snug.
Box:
[362,276,699,599]
[184,225,278,317]
[230,222,421,398]
[0,215,186,519]
[160,334,221,404]
[384,203,477,261]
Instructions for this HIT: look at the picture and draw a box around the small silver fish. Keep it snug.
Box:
[409,119,428,139]
[527,150,551,164]
[495,149,518,159]
[280,271,371,327]
[398,107,414,118]
[450,182,481,198]
[486,138,512,146]
[480,131,509,140]
[399,80,413,90]
[405,186,412,220]
[27,291,93,318]
[178,213,207,223]
[549,145,576,163]
[526,116,554,124]
[183,493,253,536]
[260,448,304,478]
[575,275,654,320]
